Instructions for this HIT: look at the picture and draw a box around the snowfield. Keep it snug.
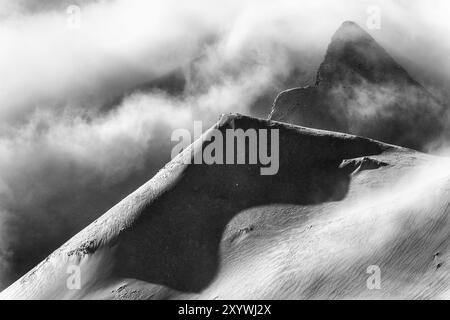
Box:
[2,114,450,300]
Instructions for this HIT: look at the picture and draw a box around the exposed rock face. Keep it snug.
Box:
[269,21,446,151]
[339,156,389,175]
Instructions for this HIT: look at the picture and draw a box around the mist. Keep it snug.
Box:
[0,0,449,289]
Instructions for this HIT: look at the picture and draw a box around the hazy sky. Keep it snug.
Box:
[0,0,449,289]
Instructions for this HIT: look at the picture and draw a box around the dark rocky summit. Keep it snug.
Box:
[269,21,446,151]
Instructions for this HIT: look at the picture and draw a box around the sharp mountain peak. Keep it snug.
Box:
[269,21,446,151]
[316,21,416,87]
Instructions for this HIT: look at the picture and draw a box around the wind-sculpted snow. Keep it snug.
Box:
[2,114,450,299]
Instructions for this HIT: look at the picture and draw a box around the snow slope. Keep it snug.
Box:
[1,114,450,299]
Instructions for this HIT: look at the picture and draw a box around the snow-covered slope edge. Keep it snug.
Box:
[1,114,450,300]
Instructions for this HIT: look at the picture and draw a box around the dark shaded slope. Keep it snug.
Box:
[0,114,394,298]
[114,114,389,292]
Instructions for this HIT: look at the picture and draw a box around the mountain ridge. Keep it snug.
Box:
[1,113,417,299]
[2,114,450,300]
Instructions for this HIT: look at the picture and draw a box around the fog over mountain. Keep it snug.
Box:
[3,114,450,300]
[0,0,450,295]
